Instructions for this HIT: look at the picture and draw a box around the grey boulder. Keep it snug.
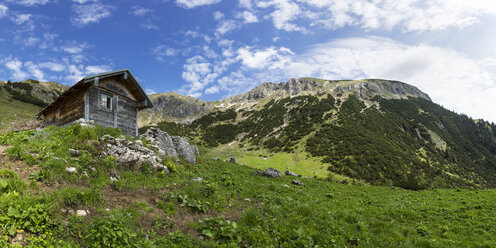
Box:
[263,168,282,178]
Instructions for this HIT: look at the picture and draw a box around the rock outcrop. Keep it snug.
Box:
[100,135,169,174]
[140,127,199,164]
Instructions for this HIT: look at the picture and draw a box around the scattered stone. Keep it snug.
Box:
[76,210,88,217]
[244,198,251,202]
[252,170,261,175]
[191,177,203,182]
[11,232,26,245]
[69,148,81,157]
[68,210,75,215]
[61,208,67,214]
[263,167,282,178]
[230,157,236,163]
[66,167,77,174]
[292,180,303,186]
[82,171,89,178]
[110,176,119,183]
[89,166,96,172]
[283,184,290,188]
[285,170,298,177]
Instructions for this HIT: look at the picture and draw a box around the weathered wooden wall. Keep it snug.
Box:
[117,96,137,136]
[87,86,138,136]
[58,91,85,125]
[42,90,84,126]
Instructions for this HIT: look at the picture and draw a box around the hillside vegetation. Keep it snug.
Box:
[143,79,496,190]
[0,125,495,247]
[0,80,67,131]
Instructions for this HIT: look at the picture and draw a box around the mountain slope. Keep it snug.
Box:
[144,78,496,189]
[0,79,68,131]
[140,92,214,126]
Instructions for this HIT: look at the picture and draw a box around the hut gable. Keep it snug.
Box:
[37,69,153,136]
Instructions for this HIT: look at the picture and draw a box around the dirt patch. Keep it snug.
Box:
[0,145,8,155]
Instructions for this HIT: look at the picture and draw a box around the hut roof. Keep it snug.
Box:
[37,69,153,117]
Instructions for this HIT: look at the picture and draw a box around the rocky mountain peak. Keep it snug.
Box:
[220,78,431,109]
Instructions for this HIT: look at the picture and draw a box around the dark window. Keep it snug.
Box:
[101,93,112,110]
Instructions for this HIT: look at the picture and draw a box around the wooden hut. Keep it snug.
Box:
[37,69,153,136]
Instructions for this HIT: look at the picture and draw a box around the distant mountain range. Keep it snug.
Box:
[3,77,496,189]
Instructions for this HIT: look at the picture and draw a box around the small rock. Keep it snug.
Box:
[76,210,88,217]
[263,168,282,178]
[110,176,119,183]
[68,210,75,215]
[283,184,290,188]
[69,148,81,157]
[285,170,298,177]
[89,166,96,172]
[230,157,236,163]
[292,180,303,186]
[61,208,67,214]
[190,177,203,182]
[66,167,77,174]
[252,170,261,175]
[82,171,89,178]
[244,198,251,202]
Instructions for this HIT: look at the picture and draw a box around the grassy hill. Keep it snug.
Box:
[0,125,495,247]
[0,80,68,132]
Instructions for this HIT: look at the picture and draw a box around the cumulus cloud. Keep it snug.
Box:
[176,0,222,9]
[180,55,220,97]
[5,59,27,81]
[244,0,496,32]
[71,3,113,27]
[11,14,32,25]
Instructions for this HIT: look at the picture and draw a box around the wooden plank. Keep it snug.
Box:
[113,95,118,128]
[84,91,89,121]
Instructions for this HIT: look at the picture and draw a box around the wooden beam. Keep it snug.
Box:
[94,77,99,87]
[113,95,118,128]
[135,108,139,137]
[84,90,89,121]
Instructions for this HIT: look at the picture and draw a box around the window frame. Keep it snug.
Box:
[100,92,113,111]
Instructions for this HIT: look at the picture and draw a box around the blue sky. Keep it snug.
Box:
[1,0,496,122]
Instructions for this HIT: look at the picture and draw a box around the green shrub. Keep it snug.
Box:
[83,210,140,248]
[198,215,240,244]
[6,145,23,160]
[0,170,26,194]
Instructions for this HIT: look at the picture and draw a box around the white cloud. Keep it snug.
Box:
[145,88,158,95]
[85,65,111,74]
[24,62,45,81]
[73,0,97,3]
[131,6,152,16]
[12,13,32,25]
[153,45,178,61]
[216,19,238,36]
[61,42,89,54]
[141,22,159,30]
[6,0,50,6]
[180,55,219,97]
[71,3,113,27]
[5,59,27,80]
[0,4,8,18]
[237,11,258,23]
[236,46,293,70]
[256,0,306,32]
[243,0,496,32]
[205,85,220,94]
[176,0,222,9]
[213,11,224,20]
[39,62,65,72]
